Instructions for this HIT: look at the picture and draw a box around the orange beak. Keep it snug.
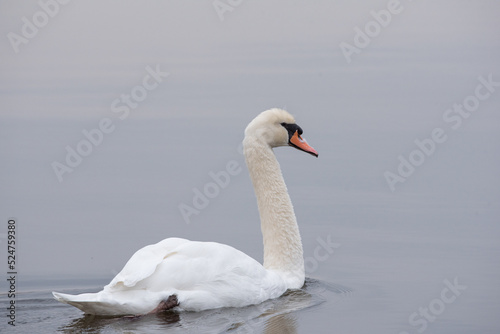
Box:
[289,131,318,157]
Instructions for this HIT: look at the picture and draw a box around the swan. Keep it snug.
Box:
[52,108,318,316]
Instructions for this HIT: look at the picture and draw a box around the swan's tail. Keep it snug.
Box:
[52,291,116,315]
[52,290,161,316]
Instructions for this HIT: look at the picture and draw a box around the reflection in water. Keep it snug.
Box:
[264,313,298,334]
[59,315,119,333]
[57,278,352,333]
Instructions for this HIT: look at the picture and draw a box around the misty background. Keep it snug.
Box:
[1,1,499,332]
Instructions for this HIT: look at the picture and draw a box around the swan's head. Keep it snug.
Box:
[244,108,318,157]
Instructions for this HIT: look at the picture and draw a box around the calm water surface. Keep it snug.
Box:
[1,278,351,333]
[2,195,499,334]
[3,1,500,332]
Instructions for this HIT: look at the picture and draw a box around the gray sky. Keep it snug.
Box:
[1,0,499,283]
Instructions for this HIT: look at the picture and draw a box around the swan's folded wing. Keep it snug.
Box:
[106,237,189,289]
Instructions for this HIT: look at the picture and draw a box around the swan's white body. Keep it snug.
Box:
[53,109,318,316]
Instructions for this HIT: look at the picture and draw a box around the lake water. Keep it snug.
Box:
[2,1,499,333]
[2,184,499,334]
[1,119,500,334]
[1,278,351,333]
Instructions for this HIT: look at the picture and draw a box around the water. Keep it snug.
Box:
[2,192,499,334]
[1,118,499,333]
[1,120,499,333]
[1,278,352,333]
[2,2,499,332]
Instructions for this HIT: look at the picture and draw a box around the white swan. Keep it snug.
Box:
[52,108,318,316]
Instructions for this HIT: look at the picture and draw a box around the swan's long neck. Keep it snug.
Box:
[243,136,305,288]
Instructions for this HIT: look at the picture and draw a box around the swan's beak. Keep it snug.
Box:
[289,131,318,157]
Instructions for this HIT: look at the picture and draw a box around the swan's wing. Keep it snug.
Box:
[106,237,189,288]
[130,240,287,310]
[108,238,287,307]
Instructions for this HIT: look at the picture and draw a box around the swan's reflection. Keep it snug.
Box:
[265,313,298,334]
[58,278,348,333]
